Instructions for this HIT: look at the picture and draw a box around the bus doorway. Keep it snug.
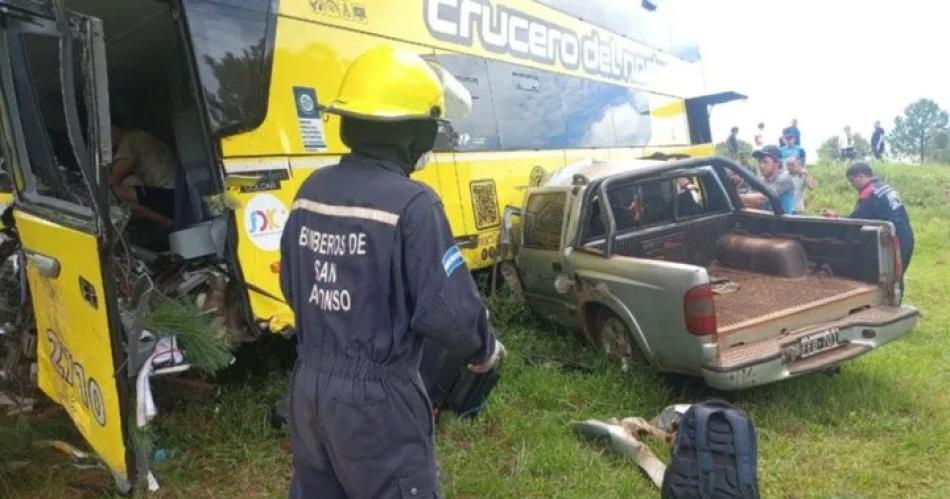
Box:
[66,0,220,250]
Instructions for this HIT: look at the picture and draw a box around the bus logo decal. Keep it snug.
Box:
[310,0,368,24]
[424,0,666,86]
[245,194,290,252]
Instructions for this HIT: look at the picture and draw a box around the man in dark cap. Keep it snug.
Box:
[822,162,914,296]
[739,145,795,214]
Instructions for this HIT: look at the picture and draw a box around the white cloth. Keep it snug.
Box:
[147,471,160,492]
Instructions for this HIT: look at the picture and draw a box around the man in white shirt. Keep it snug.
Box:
[785,156,817,214]
[109,125,177,227]
[753,122,766,150]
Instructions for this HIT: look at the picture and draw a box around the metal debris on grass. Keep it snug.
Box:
[572,404,691,489]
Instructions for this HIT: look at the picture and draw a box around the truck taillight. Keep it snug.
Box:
[684,284,717,336]
[890,235,903,282]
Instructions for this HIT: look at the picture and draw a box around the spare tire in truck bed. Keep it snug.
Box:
[715,234,807,278]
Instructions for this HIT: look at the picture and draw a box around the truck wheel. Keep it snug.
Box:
[595,312,646,373]
[498,261,522,295]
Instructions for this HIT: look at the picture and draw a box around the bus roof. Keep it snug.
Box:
[543,158,666,187]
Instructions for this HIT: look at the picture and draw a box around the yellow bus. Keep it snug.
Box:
[0,0,740,489]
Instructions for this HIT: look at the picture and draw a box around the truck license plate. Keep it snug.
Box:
[799,328,841,358]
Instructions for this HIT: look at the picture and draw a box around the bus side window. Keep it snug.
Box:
[557,76,623,148]
[485,60,567,150]
[432,54,500,152]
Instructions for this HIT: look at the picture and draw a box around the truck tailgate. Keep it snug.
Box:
[703,305,919,389]
[711,266,880,336]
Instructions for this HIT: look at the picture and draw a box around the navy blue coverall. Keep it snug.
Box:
[280,153,497,498]
[850,178,914,291]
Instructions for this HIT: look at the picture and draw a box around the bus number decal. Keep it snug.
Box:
[46,330,107,426]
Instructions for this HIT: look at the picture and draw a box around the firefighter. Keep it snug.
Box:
[279,46,505,498]
[822,162,914,298]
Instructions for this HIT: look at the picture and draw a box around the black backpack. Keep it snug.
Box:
[661,400,759,499]
[419,339,499,418]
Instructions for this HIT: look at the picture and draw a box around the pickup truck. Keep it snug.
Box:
[506,156,918,390]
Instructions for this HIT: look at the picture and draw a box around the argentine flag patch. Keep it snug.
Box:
[442,245,464,276]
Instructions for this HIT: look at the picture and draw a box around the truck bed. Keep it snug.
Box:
[708,266,879,334]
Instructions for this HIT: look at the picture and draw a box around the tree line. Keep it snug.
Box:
[818,98,949,164]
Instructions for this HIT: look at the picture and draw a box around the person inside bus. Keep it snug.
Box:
[109,122,177,227]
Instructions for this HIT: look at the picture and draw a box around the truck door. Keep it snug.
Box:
[516,190,576,327]
[0,2,133,486]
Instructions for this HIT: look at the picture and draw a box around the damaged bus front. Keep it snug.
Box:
[0,0,276,490]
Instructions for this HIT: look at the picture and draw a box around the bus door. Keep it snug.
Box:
[0,1,134,487]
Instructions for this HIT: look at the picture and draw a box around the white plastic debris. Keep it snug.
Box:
[136,335,190,429]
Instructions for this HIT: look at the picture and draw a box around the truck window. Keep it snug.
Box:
[582,194,607,243]
[607,179,676,231]
[675,172,731,218]
[523,192,567,250]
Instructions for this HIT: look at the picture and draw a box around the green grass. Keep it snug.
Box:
[2,162,950,498]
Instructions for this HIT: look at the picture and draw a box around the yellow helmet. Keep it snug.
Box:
[323,46,445,121]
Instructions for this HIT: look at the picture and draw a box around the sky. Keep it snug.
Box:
[677,0,950,158]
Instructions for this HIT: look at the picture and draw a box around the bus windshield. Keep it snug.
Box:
[182,0,278,136]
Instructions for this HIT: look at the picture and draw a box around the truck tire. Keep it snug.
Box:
[595,310,646,373]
